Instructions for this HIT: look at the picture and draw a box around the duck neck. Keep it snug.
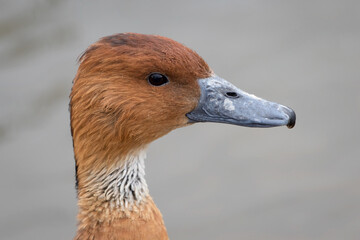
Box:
[76,150,154,227]
[75,149,169,239]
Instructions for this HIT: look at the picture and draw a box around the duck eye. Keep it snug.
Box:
[147,73,169,86]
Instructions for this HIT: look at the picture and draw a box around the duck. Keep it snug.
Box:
[70,33,296,240]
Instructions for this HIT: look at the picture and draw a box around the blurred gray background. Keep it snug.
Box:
[1,0,359,239]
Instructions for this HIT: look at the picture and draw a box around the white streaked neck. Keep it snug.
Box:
[86,150,149,210]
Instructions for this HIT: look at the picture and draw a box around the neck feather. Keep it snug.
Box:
[75,150,169,239]
[76,150,151,224]
[87,150,149,209]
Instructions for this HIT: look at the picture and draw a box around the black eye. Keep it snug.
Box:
[147,73,169,86]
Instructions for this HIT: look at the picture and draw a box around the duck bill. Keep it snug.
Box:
[186,76,296,129]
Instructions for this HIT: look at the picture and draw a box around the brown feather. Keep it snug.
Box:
[70,33,212,239]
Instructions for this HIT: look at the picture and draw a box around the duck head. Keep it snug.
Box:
[70,33,296,238]
[70,33,295,168]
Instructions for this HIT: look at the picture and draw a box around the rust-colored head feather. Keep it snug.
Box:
[70,33,211,188]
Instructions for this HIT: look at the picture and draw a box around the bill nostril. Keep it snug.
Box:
[225,92,239,98]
